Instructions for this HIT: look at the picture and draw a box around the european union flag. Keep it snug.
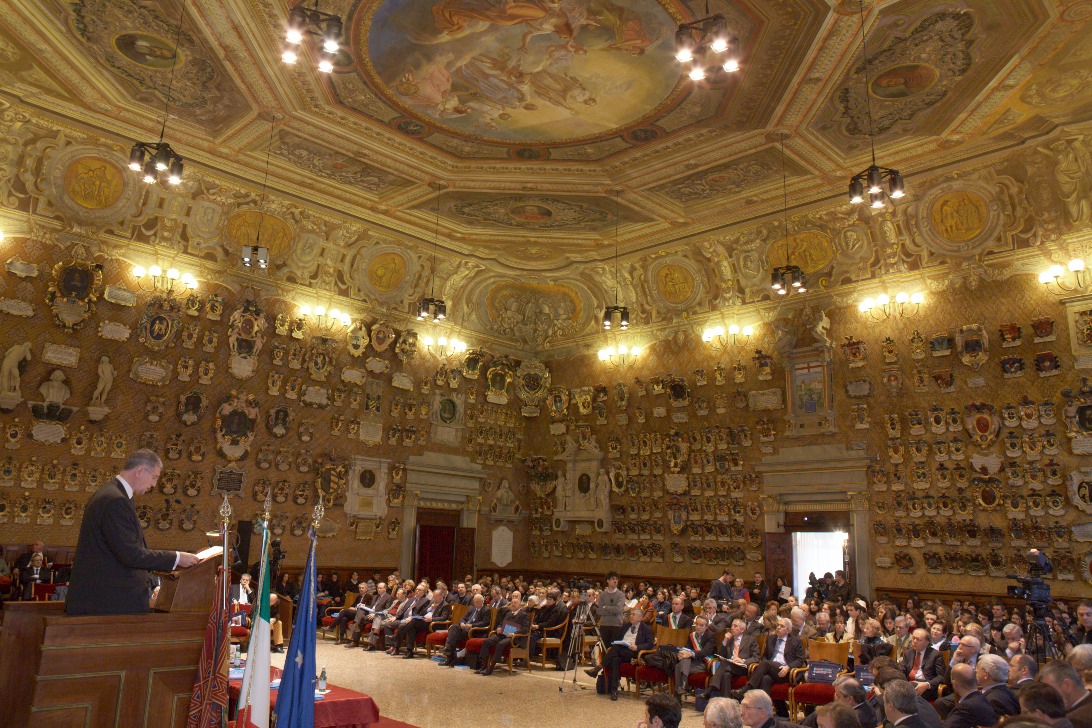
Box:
[273,530,318,727]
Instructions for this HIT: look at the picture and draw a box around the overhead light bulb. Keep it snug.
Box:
[142,158,157,184]
[300,304,312,316]
[153,146,170,171]
[166,268,180,280]
[598,350,609,361]
[341,314,350,326]
[167,158,183,185]
[286,27,303,45]
[318,56,334,73]
[328,308,340,320]
[861,297,875,311]
[1039,271,1053,284]
[777,287,787,295]
[867,166,883,194]
[630,346,641,357]
[128,144,144,171]
[314,305,326,317]
[702,329,713,342]
[423,336,434,347]
[1069,258,1085,272]
[870,191,885,208]
[438,336,448,347]
[889,171,905,198]
[688,66,706,81]
[282,47,298,64]
[711,37,728,53]
[676,48,693,62]
[722,59,739,73]
[727,325,738,336]
[187,278,198,289]
[848,179,864,204]
[618,345,628,356]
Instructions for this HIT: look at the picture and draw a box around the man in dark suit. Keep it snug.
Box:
[741,687,799,728]
[800,677,876,728]
[1019,681,1076,728]
[1039,660,1092,728]
[13,539,50,573]
[350,582,391,647]
[19,553,51,600]
[66,450,199,615]
[334,583,370,643]
[441,594,491,666]
[477,591,531,676]
[976,654,1019,718]
[742,603,765,637]
[900,628,947,700]
[665,596,694,630]
[528,589,568,660]
[1007,653,1037,695]
[385,583,430,655]
[675,615,718,701]
[872,668,944,728]
[942,664,998,728]
[883,679,929,728]
[395,588,450,658]
[730,617,805,698]
[750,572,770,606]
[707,618,761,696]
[791,607,819,642]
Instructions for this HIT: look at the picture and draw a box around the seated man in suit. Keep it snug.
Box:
[791,607,818,642]
[528,589,568,659]
[941,663,998,728]
[334,583,370,643]
[729,617,805,699]
[476,591,529,676]
[883,678,929,728]
[870,665,943,728]
[665,596,695,630]
[1008,653,1037,695]
[675,615,718,702]
[1038,660,1092,728]
[19,552,51,600]
[742,603,765,637]
[1019,681,1074,728]
[386,584,432,656]
[440,593,491,667]
[976,654,1019,718]
[740,687,797,728]
[699,598,731,636]
[366,586,407,650]
[706,618,761,698]
[815,702,864,728]
[269,592,284,653]
[934,636,982,717]
[801,677,875,728]
[594,607,654,701]
[394,586,449,658]
[350,582,391,647]
[900,628,947,700]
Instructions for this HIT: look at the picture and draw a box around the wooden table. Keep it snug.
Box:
[228,665,381,728]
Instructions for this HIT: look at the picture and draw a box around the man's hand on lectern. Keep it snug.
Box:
[177,552,201,568]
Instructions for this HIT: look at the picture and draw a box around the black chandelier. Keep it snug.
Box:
[242,115,279,270]
[282,2,344,73]
[602,190,630,330]
[417,183,447,323]
[673,13,741,81]
[770,133,807,296]
[127,0,187,186]
[846,0,905,208]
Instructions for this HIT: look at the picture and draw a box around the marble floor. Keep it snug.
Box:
[272,640,710,726]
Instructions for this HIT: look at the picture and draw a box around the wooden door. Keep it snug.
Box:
[452,527,476,582]
[764,532,793,593]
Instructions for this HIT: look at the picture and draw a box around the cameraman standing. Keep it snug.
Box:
[597,572,627,646]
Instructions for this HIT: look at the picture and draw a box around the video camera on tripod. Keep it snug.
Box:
[1006,549,1053,617]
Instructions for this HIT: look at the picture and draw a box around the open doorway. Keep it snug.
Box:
[792,531,848,600]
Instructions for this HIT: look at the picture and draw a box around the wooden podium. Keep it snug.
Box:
[0,561,218,728]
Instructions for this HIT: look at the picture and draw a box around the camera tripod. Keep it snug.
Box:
[559,600,606,692]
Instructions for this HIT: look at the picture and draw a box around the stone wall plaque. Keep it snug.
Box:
[42,343,80,367]
[0,299,34,317]
[748,388,784,411]
[104,285,136,306]
[491,524,513,567]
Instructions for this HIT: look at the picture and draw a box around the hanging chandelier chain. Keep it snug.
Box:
[159,0,189,143]
[780,133,789,256]
[857,0,877,166]
[613,190,620,307]
[432,186,442,299]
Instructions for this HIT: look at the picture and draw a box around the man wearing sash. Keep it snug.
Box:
[675,615,718,702]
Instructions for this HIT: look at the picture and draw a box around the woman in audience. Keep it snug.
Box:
[277,572,297,600]
[774,577,790,604]
[856,618,889,665]
[653,589,671,623]
[828,614,850,643]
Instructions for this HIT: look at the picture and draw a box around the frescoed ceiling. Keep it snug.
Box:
[1,0,1091,353]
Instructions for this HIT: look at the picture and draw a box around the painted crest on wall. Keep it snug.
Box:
[647,256,703,311]
[214,391,259,461]
[46,259,103,332]
[138,295,182,351]
[515,359,551,408]
[227,299,268,379]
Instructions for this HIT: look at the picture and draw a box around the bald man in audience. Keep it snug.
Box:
[977,653,1019,718]
[941,663,998,728]
[800,677,875,728]
[1010,653,1039,694]
[1039,660,1092,728]
[900,628,947,700]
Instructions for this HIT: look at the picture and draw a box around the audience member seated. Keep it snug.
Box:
[349,582,390,647]
[800,677,875,728]
[269,593,284,653]
[333,583,370,643]
[644,692,683,728]
[729,617,804,700]
[385,584,430,656]
[1071,602,1092,651]
[1039,661,1092,728]
[871,664,944,728]
[901,628,947,700]
[476,591,529,676]
[665,596,695,630]
[740,688,796,728]
[366,587,407,650]
[440,594,490,667]
[230,573,253,606]
[1018,681,1073,728]
[706,618,761,698]
[393,587,449,659]
[675,614,718,702]
[978,654,1020,718]
[942,663,998,728]
[19,553,51,600]
[704,697,743,728]
[588,607,654,701]
[883,678,931,728]
[742,603,764,637]
[528,589,567,658]
[1069,645,1092,688]
[816,701,864,728]
[935,637,984,717]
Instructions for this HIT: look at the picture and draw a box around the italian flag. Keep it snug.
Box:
[236,528,271,728]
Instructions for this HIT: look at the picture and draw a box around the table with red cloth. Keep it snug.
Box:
[228,665,381,728]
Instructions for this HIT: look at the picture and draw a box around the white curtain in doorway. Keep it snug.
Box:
[792,531,847,600]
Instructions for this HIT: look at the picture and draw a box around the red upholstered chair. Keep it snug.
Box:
[319,593,355,640]
[625,625,690,699]
[230,604,253,651]
[786,639,848,717]
[425,604,468,658]
[461,608,499,665]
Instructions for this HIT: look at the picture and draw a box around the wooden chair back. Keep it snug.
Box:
[276,593,295,640]
[806,638,851,668]
[656,625,691,648]
[756,634,767,656]
[341,592,356,608]
[449,603,469,625]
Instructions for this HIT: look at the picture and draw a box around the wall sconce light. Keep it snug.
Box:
[132,264,197,294]
[299,304,351,334]
[598,342,641,368]
[858,291,924,321]
[1038,259,1086,292]
[702,324,753,352]
[422,335,467,359]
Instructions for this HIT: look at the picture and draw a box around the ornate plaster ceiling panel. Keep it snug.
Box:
[649,146,808,204]
[272,130,413,195]
[810,0,1053,155]
[0,29,77,104]
[62,0,251,133]
[428,192,653,232]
